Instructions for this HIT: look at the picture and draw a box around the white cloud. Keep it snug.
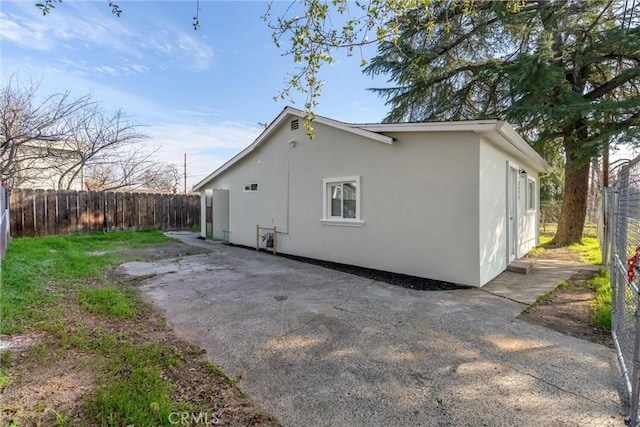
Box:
[92,65,118,76]
[176,107,221,118]
[175,33,214,71]
[0,1,215,75]
[128,63,149,74]
[147,121,262,152]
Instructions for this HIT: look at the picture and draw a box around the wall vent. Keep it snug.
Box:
[290,119,299,130]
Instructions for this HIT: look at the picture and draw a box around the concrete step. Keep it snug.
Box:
[507,259,534,274]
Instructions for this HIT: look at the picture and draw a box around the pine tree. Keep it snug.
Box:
[365,0,640,245]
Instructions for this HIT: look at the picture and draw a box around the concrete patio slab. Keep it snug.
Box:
[483,258,602,305]
[122,237,624,426]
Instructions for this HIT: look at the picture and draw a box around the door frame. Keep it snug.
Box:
[205,189,213,240]
[507,161,520,263]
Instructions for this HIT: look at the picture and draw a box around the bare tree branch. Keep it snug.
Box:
[1,75,151,191]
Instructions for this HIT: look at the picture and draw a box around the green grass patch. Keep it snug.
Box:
[568,237,602,265]
[0,230,170,333]
[86,344,178,426]
[524,280,571,313]
[0,229,266,426]
[78,286,136,319]
[0,352,13,388]
[528,246,546,257]
[539,234,553,245]
[588,269,611,330]
[537,222,602,265]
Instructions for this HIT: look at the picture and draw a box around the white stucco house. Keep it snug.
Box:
[193,107,552,287]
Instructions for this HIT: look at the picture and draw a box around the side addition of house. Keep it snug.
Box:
[193,107,551,287]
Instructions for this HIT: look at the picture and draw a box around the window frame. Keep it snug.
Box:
[244,183,258,192]
[526,177,536,212]
[321,176,364,227]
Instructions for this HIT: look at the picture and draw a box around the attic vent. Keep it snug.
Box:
[290,119,299,130]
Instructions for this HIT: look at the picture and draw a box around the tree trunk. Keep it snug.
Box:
[551,137,590,245]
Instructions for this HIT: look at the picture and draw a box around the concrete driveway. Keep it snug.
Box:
[120,240,624,426]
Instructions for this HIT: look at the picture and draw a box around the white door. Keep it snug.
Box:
[508,165,518,262]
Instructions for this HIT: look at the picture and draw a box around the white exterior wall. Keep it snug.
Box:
[201,120,485,286]
[478,139,539,285]
[478,140,509,285]
[14,147,84,190]
[212,189,229,240]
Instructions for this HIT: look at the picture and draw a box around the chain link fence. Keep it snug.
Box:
[609,157,640,425]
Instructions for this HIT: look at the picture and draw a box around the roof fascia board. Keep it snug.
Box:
[357,120,499,133]
[493,122,552,173]
[360,120,551,174]
[314,116,394,144]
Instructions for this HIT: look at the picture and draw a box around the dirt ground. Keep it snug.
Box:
[520,244,612,348]
[1,240,281,427]
[1,239,611,426]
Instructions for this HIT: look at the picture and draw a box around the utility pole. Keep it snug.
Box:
[183,153,187,194]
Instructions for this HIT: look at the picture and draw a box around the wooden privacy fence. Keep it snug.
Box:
[10,189,200,237]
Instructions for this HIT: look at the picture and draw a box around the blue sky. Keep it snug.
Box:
[1,1,390,188]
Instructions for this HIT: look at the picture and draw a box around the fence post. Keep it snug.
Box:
[632,305,640,426]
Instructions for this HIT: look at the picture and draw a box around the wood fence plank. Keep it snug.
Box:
[46,191,58,236]
[178,193,184,230]
[144,193,151,229]
[88,191,95,231]
[9,190,23,237]
[150,194,156,229]
[153,194,161,229]
[34,189,46,236]
[22,189,35,237]
[85,191,93,231]
[170,194,177,230]
[146,194,154,230]
[125,192,133,229]
[161,194,169,230]
[165,194,171,230]
[58,191,70,235]
[92,191,102,231]
[137,193,145,230]
[119,193,126,230]
[105,192,114,231]
[88,191,96,231]
[77,191,86,232]
[69,191,78,233]
[113,192,119,231]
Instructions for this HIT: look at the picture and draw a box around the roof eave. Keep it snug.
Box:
[492,122,552,174]
[193,107,393,191]
[360,120,552,175]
